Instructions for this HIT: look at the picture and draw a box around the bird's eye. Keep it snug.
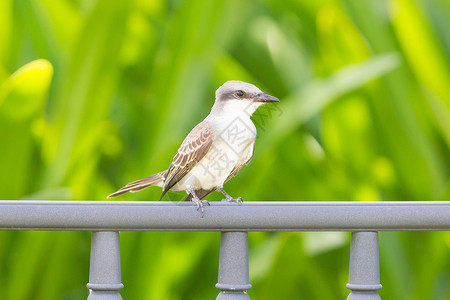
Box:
[235,90,245,97]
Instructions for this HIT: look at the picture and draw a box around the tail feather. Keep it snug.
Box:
[107,170,167,198]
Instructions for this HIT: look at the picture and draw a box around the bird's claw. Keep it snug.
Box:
[192,198,209,217]
[222,196,243,204]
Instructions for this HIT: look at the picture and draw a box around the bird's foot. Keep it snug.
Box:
[218,187,243,204]
[222,196,243,204]
[187,186,210,217]
[191,198,210,217]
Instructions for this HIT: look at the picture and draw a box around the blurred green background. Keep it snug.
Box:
[0,0,449,299]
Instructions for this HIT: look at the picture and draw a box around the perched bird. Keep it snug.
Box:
[108,81,279,215]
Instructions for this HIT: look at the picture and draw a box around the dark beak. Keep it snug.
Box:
[249,93,280,103]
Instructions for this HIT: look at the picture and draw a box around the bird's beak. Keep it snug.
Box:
[247,93,280,103]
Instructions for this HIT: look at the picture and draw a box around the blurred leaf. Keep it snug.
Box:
[244,53,402,200]
[0,59,53,121]
[22,187,72,200]
[303,232,349,256]
[250,234,283,282]
[0,59,53,199]
[43,0,132,191]
[342,0,448,200]
[0,0,12,68]
[260,52,402,150]
[391,0,450,145]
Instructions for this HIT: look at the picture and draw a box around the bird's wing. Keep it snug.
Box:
[161,122,214,198]
[225,140,255,183]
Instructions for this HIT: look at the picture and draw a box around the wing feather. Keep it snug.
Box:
[161,122,214,198]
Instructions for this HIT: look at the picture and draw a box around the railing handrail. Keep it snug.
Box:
[2,200,449,299]
[0,200,449,231]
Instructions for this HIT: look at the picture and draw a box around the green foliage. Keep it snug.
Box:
[0,0,449,299]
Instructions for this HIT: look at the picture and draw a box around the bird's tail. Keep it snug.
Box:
[107,170,168,198]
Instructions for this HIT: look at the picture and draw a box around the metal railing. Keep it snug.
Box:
[1,200,449,299]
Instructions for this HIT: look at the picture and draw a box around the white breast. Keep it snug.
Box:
[173,114,256,191]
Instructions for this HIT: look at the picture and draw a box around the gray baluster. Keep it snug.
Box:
[216,232,252,299]
[87,231,124,300]
[347,231,382,300]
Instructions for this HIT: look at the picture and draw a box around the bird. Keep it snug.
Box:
[108,80,279,216]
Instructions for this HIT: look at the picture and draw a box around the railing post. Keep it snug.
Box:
[216,232,252,299]
[347,231,382,299]
[87,231,124,300]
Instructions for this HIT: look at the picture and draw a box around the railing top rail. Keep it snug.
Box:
[2,200,449,206]
[0,200,449,231]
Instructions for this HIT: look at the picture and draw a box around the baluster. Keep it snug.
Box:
[87,231,124,300]
[347,231,382,299]
[216,232,252,299]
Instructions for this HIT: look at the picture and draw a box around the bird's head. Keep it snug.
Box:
[212,81,279,116]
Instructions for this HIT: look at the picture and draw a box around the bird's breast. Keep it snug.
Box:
[211,115,256,159]
[174,116,256,190]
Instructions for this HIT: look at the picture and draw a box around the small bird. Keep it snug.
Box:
[108,81,279,215]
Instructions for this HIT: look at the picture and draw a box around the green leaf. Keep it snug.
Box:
[0,59,53,121]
